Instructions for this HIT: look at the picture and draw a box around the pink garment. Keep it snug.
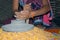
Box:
[43,0,53,26]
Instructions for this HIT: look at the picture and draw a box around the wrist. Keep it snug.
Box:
[29,11,36,18]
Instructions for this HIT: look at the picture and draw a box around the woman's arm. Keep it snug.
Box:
[30,0,50,18]
[13,0,19,12]
[12,0,50,19]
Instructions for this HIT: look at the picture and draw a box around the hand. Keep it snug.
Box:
[24,3,31,11]
[14,3,31,20]
[14,11,30,20]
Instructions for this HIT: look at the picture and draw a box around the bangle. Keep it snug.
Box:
[30,12,35,18]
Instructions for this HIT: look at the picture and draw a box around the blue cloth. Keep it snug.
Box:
[19,0,25,6]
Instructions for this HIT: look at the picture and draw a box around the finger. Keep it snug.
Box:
[17,15,26,20]
[21,11,29,14]
[15,12,21,15]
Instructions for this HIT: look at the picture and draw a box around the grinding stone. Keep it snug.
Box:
[2,20,34,32]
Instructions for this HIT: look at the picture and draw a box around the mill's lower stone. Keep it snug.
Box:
[2,19,34,32]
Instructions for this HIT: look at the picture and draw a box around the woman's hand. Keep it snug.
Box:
[15,11,30,20]
[14,3,32,20]
[23,3,31,11]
